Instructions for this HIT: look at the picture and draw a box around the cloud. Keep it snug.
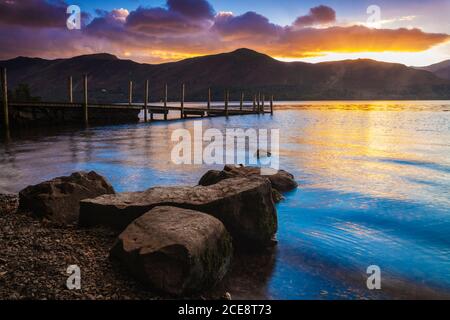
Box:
[126,8,203,35]
[0,0,67,28]
[293,5,336,28]
[272,26,450,58]
[167,0,215,20]
[0,0,448,63]
[213,11,283,40]
[0,0,90,28]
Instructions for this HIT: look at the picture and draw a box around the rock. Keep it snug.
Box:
[19,171,115,225]
[110,206,233,296]
[80,177,276,247]
[271,189,284,203]
[222,292,232,300]
[0,194,19,214]
[199,165,298,193]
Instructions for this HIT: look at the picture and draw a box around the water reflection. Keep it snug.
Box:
[1,101,450,299]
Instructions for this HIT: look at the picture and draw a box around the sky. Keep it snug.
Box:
[0,0,449,66]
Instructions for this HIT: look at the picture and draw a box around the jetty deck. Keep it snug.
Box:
[1,69,274,129]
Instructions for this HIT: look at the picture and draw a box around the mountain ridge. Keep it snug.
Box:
[1,48,450,102]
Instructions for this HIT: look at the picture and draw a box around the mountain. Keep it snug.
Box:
[416,60,450,80]
[1,48,450,102]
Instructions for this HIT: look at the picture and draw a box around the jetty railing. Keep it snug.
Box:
[0,68,275,129]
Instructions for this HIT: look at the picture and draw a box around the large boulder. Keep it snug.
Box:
[110,206,233,296]
[19,171,115,225]
[80,177,276,247]
[199,165,298,198]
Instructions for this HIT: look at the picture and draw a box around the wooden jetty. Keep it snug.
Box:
[0,68,274,129]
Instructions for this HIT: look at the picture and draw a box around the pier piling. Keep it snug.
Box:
[144,80,149,122]
[207,88,211,110]
[225,90,229,117]
[181,83,185,119]
[164,84,168,120]
[68,76,73,103]
[1,68,9,130]
[257,92,261,113]
[270,95,274,115]
[240,92,244,111]
[83,74,88,125]
[128,81,133,105]
[253,95,256,112]
[262,94,265,113]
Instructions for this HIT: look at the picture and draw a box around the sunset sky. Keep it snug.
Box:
[0,0,449,66]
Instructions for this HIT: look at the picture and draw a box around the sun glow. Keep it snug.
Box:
[276,43,450,66]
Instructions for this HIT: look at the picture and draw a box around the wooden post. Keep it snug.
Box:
[83,74,88,125]
[207,88,211,110]
[164,83,168,120]
[253,95,256,112]
[262,94,265,113]
[144,80,149,122]
[180,83,185,119]
[224,90,229,117]
[1,68,9,130]
[128,80,133,105]
[270,95,274,115]
[240,92,244,111]
[68,76,73,103]
[257,92,261,113]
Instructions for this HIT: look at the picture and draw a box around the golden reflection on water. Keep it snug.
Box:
[280,101,450,205]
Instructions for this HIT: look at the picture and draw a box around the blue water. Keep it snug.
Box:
[1,101,449,299]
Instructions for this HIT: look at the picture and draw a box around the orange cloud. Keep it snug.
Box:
[268,26,450,58]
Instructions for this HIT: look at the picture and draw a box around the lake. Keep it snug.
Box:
[1,100,450,299]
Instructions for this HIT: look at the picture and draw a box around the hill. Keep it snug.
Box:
[1,48,449,102]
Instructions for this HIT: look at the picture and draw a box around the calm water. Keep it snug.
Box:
[1,101,450,299]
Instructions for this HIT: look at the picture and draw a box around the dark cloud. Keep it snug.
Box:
[294,5,336,28]
[125,0,214,35]
[213,11,282,39]
[167,0,215,20]
[0,0,67,28]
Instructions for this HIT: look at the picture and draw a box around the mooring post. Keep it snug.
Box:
[225,90,229,117]
[207,88,211,110]
[240,92,244,111]
[270,95,274,115]
[1,68,9,130]
[128,80,133,105]
[262,94,265,113]
[180,83,185,119]
[144,80,149,122]
[258,92,261,113]
[83,74,88,125]
[68,76,73,103]
[164,83,168,120]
